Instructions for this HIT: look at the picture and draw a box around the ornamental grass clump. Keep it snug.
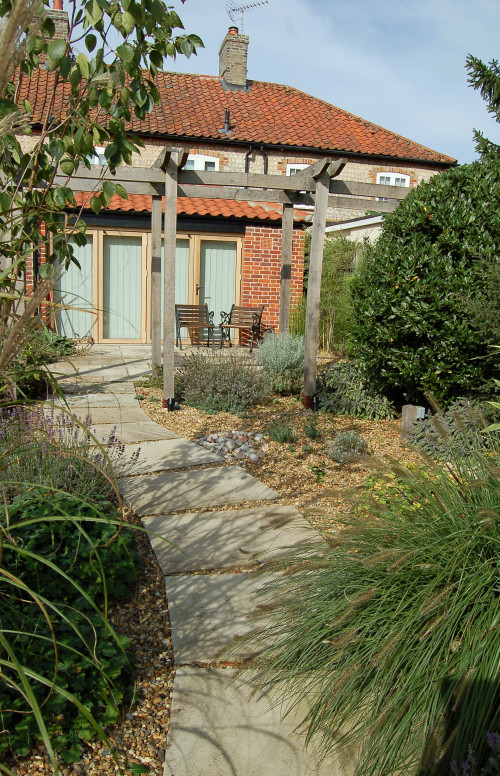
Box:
[180,351,270,414]
[328,430,368,464]
[255,333,305,395]
[251,437,500,776]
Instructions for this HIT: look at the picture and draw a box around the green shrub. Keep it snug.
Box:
[255,333,305,395]
[318,360,394,419]
[252,443,500,776]
[291,235,357,355]
[304,415,321,440]
[135,363,185,403]
[6,325,75,398]
[179,352,270,414]
[328,430,368,464]
[350,156,500,405]
[267,422,296,444]
[0,491,138,761]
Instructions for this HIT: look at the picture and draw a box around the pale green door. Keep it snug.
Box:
[54,237,94,338]
[103,235,143,340]
[200,240,237,332]
[161,238,190,332]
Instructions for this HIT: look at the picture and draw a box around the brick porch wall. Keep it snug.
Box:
[241,225,305,334]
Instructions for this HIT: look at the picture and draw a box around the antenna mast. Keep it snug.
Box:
[225,1,269,33]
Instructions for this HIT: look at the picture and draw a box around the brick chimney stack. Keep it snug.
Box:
[48,0,69,40]
[219,26,249,89]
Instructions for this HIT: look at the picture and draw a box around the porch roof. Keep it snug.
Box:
[73,192,308,223]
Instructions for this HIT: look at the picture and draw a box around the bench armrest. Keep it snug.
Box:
[220,310,231,325]
[207,310,214,325]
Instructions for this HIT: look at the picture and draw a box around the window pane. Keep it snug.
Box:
[184,159,195,170]
[395,177,406,186]
[379,176,390,185]
[204,161,216,171]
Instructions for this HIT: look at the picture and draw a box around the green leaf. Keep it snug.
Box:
[102,181,116,201]
[114,183,128,200]
[76,52,90,81]
[85,33,97,53]
[47,38,66,64]
[127,765,149,775]
[121,11,135,34]
[53,187,67,209]
[116,43,135,63]
[59,158,76,176]
[89,196,102,215]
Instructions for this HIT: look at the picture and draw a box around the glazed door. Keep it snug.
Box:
[102,233,145,341]
[54,236,95,339]
[198,239,238,328]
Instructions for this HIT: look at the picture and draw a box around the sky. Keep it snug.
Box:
[164,0,500,164]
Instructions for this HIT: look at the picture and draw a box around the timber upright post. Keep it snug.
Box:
[162,150,181,409]
[278,202,294,335]
[150,195,162,375]
[303,159,346,407]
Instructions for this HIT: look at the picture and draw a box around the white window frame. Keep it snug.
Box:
[184,154,220,172]
[376,171,410,201]
[286,163,309,176]
[90,146,107,165]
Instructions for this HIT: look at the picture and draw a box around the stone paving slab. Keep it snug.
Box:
[164,668,351,776]
[60,381,137,395]
[144,506,319,574]
[120,466,280,515]
[89,421,180,444]
[54,392,140,408]
[166,573,279,663]
[125,439,221,474]
[70,406,149,424]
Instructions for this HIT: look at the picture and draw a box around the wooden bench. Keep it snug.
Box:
[219,304,265,353]
[175,304,215,350]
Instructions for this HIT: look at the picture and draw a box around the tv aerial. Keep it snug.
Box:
[225,1,269,33]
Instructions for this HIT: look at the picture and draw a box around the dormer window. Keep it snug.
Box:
[184,154,219,172]
[90,146,107,165]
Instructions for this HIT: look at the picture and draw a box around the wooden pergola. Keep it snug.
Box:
[56,149,408,407]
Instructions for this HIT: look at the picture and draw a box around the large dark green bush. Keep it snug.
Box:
[350,156,500,405]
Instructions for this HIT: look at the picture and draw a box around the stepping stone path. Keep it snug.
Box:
[195,430,269,462]
[53,346,351,776]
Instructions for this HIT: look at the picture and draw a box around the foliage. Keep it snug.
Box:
[452,733,500,776]
[6,324,75,398]
[460,257,500,349]
[410,397,499,460]
[255,333,305,395]
[350,155,500,406]
[466,55,500,158]
[291,234,357,355]
[267,421,296,444]
[179,352,270,414]
[304,414,320,440]
[318,360,394,419]
[252,441,500,776]
[0,490,138,761]
[327,430,368,464]
[0,404,140,502]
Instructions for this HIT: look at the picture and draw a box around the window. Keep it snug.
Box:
[184,154,219,172]
[90,146,107,165]
[286,163,309,176]
[376,171,410,201]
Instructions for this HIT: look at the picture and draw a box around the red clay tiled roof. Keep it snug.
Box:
[73,192,307,222]
[17,69,455,164]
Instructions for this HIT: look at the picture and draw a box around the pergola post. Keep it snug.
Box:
[278,202,294,334]
[151,195,162,374]
[162,151,180,408]
[303,170,330,406]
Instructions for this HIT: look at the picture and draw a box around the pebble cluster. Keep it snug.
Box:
[195,430,268,462]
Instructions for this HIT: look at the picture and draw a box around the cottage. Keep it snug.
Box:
[18,5,456,344]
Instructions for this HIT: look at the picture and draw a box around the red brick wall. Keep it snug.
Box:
[241,224,305,333]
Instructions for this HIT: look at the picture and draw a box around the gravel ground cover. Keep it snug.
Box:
[135,388,420,534]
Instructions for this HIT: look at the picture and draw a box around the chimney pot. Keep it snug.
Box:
[219,27,249,89]
[53,0,63,9]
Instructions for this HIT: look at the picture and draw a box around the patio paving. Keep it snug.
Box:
[120,466,280,515]
[90,421,180,444]
[123,439,221,473]
[144,505,318,573]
